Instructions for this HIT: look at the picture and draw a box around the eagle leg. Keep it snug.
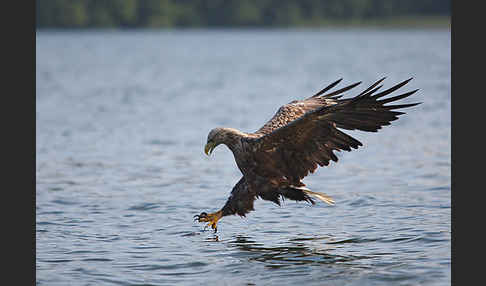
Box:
[194,210,223,233]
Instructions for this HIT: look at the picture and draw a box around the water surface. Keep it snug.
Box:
[36,28,450,285]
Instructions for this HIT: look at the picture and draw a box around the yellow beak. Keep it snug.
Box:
[204,142,216,156]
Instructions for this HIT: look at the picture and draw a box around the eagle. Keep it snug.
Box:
[194,77,420,232]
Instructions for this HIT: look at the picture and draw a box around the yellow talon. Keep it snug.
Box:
[194,210,223,232]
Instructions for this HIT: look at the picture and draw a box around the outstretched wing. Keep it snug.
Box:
[249,78,421,183]
[255,78,362,135]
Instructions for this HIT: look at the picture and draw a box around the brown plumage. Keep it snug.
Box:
[195,77,421,232]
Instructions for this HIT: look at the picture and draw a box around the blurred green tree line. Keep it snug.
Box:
[36,0,450,28]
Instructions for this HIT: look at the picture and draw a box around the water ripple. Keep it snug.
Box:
[36,29,450,286]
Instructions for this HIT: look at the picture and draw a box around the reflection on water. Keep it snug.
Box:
[228,235,371,268]
[37,29,450,285]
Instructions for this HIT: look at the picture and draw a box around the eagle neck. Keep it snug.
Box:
[222,133,244,154]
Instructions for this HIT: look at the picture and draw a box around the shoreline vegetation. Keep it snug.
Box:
[36,0,450,30]
[301,16,450,28]
[36,16,450,31]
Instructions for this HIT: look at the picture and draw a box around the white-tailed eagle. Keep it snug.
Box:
[195,77,420,232]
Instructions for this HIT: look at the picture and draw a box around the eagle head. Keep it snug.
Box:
[204,128,226,156]
[204,127,245,156]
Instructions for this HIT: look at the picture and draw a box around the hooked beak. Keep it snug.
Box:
[204,142,216,156]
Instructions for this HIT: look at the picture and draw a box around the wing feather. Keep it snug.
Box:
[311,78,343,98]
[256,79,363,135]
[248,78,420,182]
[319,81,362,98]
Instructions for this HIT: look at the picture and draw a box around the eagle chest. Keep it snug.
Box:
[239,139,283,180]
[234,139,261,175]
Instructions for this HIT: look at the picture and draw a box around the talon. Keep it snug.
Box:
[194,210,223,232]
[194,212,208,222]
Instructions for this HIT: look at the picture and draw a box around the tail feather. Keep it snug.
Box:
[298,187,335,205]
[273,185,335,206]
[279,187,315,204]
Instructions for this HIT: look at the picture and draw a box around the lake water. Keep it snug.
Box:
[36,28,450,285]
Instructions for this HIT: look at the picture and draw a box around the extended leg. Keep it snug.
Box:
[194,210,223,232]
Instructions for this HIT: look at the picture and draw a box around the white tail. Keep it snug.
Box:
[304,189,335,205]
[297,187,335,205]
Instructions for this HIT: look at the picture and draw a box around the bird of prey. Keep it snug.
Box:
[194,77,420,232]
